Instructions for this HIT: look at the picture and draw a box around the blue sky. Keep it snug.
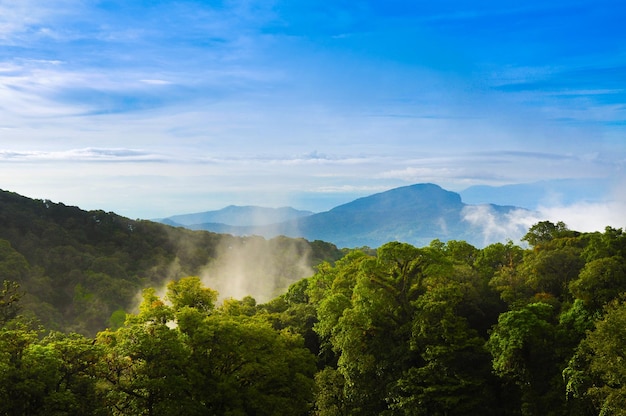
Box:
[0,0,625,226]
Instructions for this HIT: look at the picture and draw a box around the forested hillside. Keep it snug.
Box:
[0,189,343,335]
[2,213,626,415]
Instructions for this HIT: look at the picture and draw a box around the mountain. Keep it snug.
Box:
[178,183,533,248]
[160,205,314,227]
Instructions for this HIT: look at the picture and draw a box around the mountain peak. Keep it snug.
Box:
[330,183,462,213]
[161,183,530,248]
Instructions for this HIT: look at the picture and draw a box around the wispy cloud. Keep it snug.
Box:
[140,79,173,85]
[190,151,383,167]
[378,166,463,182]
[0,148,167,162]
[472,151,581,161]
[0,1,72,41]
[0,0,284,118]
[0,0,623,221]
[0,59,178,117]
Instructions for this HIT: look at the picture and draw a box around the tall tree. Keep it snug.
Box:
[564,300,626,415]
[96,288,194,416]
[487,302,565,415]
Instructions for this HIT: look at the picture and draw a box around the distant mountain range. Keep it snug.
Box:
[160,205,314,227]
[159,183,537,248]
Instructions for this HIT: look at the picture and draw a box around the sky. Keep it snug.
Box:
[1,0,625,227]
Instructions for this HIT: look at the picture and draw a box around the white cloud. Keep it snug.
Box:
[0,0,83,42]
[140,79,172,85]
[462,205,540,246]
[537,200,626,232]
[379,166,461,181]
[0,147,167,162]
[462,195,626,248]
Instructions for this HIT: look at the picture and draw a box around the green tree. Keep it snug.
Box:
[0,317,102,415]
[28,332,103,415]
[522,221,575,248]
[487,302,565,415]
[97,280,316,415]
[564,300,626,415]
[176,307,316,415]
[335,243,425,413]
[313,242,500,415]
[570,256,626,312]
[521,245,585,301]
[314,367,350,416]
[580,227,626,262]
[96,288,194,415]
[389,281,497,415]
[0,318,43,415]
[166,275,218,314]
[474,241,524,280]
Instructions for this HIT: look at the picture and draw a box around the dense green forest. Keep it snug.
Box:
[2,189,626,414]
[0,189,344,335]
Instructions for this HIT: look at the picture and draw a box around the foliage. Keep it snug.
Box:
[0,319,103,415]
[0,189,344,335]
[0,279,23,325]
[1,215,626,415]
[564,299,626,415]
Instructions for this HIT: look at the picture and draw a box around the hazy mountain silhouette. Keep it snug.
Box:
[167,183,532,248]
[160,205,314,227]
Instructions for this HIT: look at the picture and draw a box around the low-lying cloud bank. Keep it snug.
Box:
[536,199,626,233]
[463,196,626,247]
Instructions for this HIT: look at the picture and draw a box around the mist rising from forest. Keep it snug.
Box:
[197,236,314,303]
[131,234,315,313]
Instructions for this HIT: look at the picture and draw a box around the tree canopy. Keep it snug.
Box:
[1,220,626,415]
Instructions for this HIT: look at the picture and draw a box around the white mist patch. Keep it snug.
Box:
[536,200,626,232]
[463,196,626,248]
[198,236,314,303]
[436,217,449,235]
[462,205,540,246]
[532,177,626,231]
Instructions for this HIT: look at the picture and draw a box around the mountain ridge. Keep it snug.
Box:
[159,205,314,227]
[162,183,534,248]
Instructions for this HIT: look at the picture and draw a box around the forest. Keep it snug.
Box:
[2,189,626,414]
[0,189,344,335]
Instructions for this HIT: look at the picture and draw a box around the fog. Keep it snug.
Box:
[461,205,540,247]
[197,236,314,303]
[537,201,626,233]
[462,196,626,247]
